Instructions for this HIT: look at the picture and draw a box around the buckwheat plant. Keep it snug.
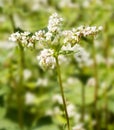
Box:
[9,13,102,130]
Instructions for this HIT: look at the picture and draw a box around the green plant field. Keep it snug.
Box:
[0,0,114,130]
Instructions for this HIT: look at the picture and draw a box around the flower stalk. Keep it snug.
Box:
[55,56,70,130]
[92,38,100,130]
[9,12,24,129]
[17,43,24,130]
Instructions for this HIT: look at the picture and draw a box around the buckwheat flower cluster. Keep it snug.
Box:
[62,29,79,46]
[45,13,63,45]
[47,13,63,33]
[76,25,103,37]
[63,26,103,47]
[37,49,56,70]
[9,31,35,48]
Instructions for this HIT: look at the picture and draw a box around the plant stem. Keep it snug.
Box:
[81,84,85,122]
[55,56,70,130]
[17,43,25,130]
[103,22,109,130]
[92,38,100,130]
[9,9,24,129]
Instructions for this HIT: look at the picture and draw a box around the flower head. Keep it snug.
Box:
[47,13,63,33]
[9,31,35,48]
[37,49,56,70]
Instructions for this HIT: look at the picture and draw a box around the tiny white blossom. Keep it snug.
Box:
[23,69,32,80]
[36,78,48,87]
[45,32,52,41]
[34,30,45,41]
[67,104,76,117]
[9,32,21,42]
[47,13,63,33]
[74,44,92,67]
[25,92,35,105]
[52,94,63,104]
[27,42,34,48]
[37,49,56,69]
[72,123,85,130]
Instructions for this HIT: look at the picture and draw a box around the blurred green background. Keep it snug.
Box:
[0,0,114,130]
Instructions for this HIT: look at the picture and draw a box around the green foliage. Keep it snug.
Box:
[0,0,114,130]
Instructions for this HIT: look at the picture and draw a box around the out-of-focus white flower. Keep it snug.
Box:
[52,94,63,104]
[72,123,85,130]
[67,104,76,117]
[45,106,62,116]
[84,114,90,122]
[61,43,81,52]
[23,69,32,80]
[37,49,56,70]
[74,113,81,123]
[59,0,78,8]
[25,92,35,105]
[36,78,48,87]
[87,77,96,87]
[82,0,90,8]
[95,54,105,64]
[74,44,92,67]
[31,0,48,11]
[58,55,69,65]
[100,82,108,90]
[27,42,34,48]
[47,13,63,33]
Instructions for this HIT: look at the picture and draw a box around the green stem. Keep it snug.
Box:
[17,43,25,130]
[92,39,100,130]
[103,22,109,130]
[81,84,85,122]
[55,56,70,130]
[9,9,24,129]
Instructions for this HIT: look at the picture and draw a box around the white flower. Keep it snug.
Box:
[34,30,45,41]
[74,44,92,67]
[62,26,103,46]
[37,49,56,69]
[67,104,76,117]
[87,77,96,87]
[47,13,63,33]
[9,31,35,48]
[62,29,79,45]
[74,113,81,123]
[58,55,69,64]
[9,32,21,42]
[45,32,52,41]
[25,92,35,105]
[27,42,34,48]
[23,69,32,80]
[72,123,85,130]
[36,78,48,87]
[52,94,63,104]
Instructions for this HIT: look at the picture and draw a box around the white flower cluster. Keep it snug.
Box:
[9,13,102,70]
[37,49,56,70]
[9,31,35,48]
[63,26,103,46]
[47,13,63,33]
